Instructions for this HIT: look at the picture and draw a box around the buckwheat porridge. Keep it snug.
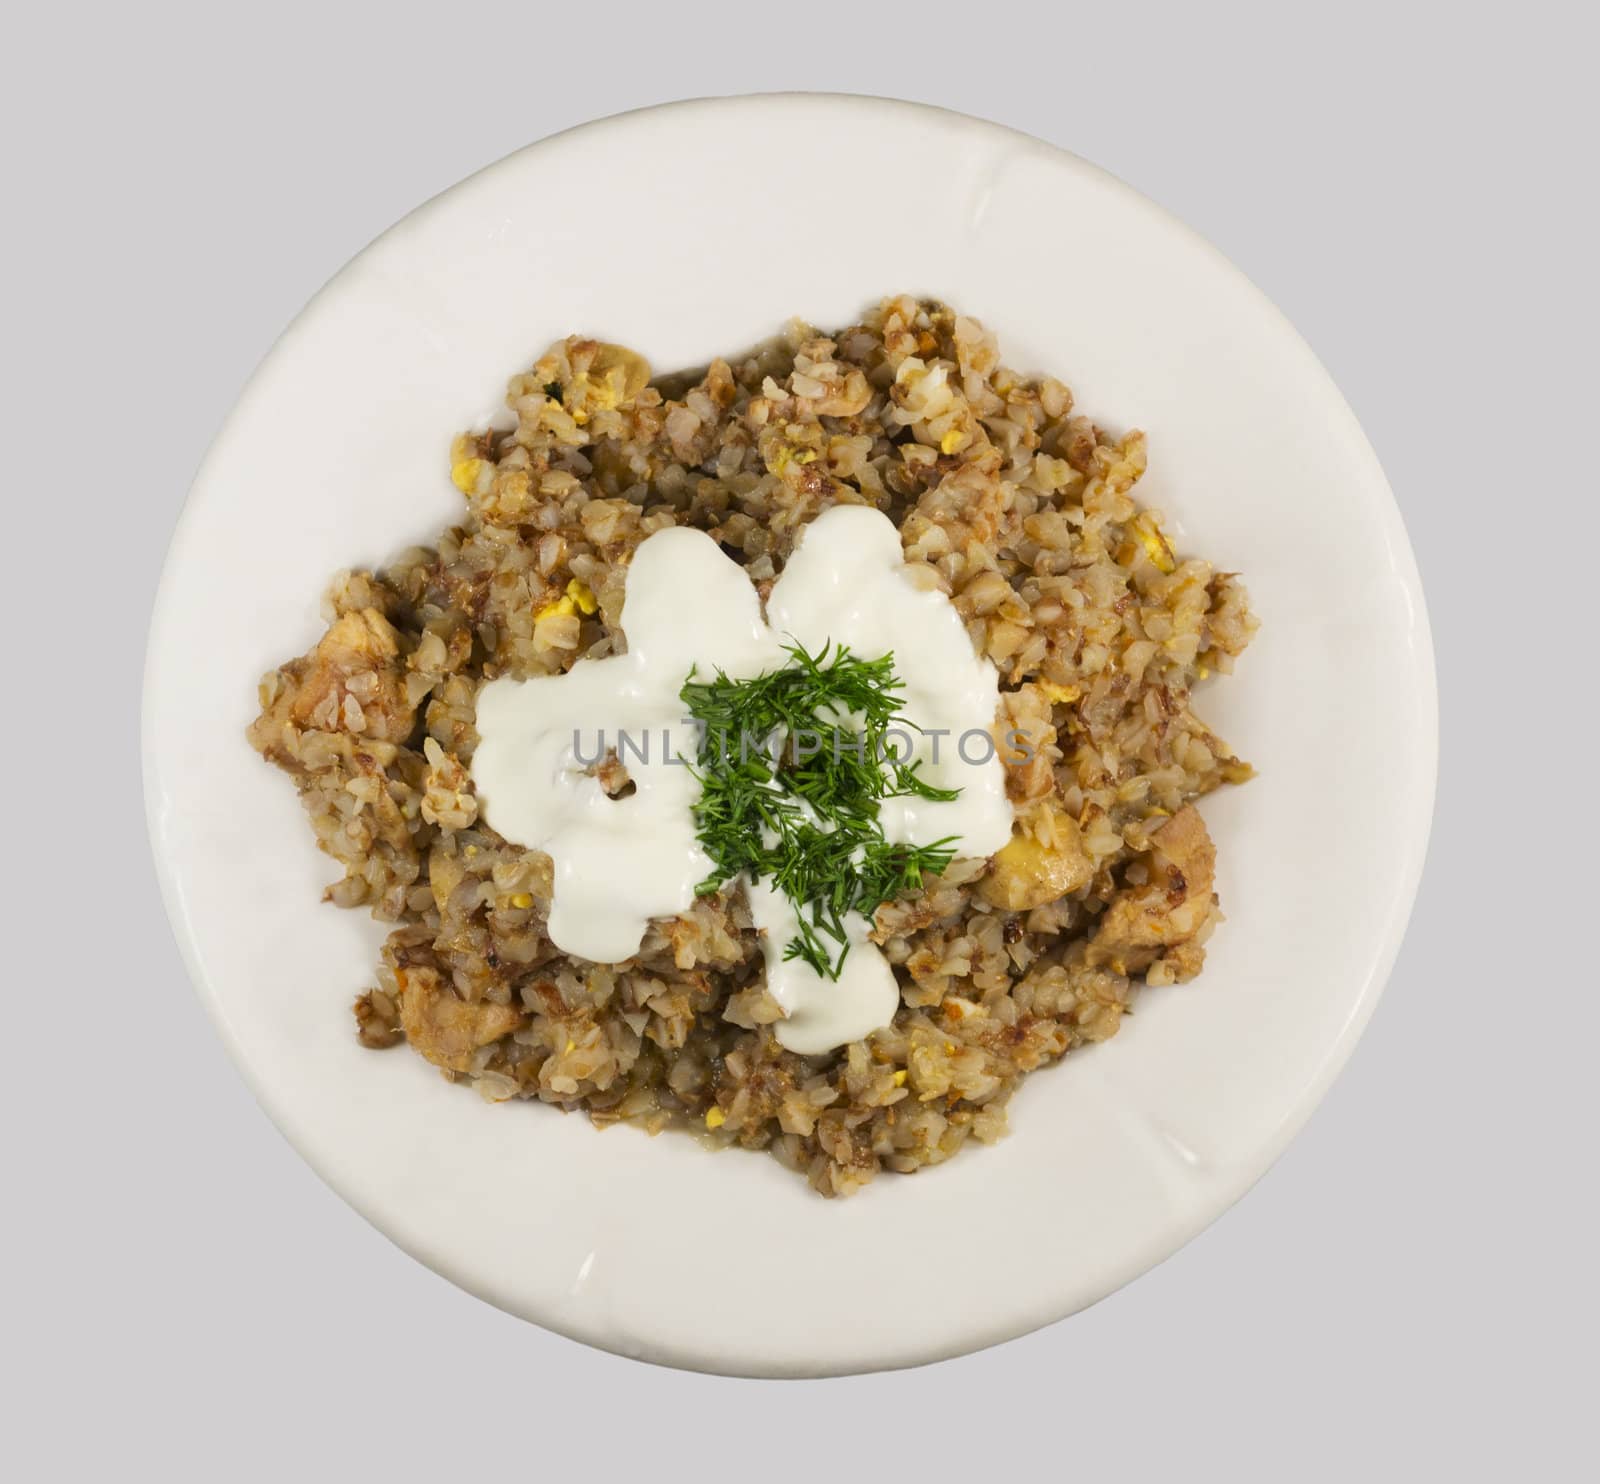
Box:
[249,296,1256,1195]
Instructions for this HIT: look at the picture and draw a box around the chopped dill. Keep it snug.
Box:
[680,640,959,979]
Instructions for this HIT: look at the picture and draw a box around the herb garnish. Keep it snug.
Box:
[681,641,959,978]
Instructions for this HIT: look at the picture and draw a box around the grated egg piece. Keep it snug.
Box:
[451,457,486,495]
[1130,512,1176,574]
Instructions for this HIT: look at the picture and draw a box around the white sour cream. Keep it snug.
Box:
[470,505,1012,1054]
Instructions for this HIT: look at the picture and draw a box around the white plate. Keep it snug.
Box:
[144,95,1436,1377]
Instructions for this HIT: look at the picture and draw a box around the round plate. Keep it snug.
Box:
[144,95,1436,1377]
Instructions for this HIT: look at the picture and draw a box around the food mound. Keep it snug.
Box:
[249,296,1257,1196]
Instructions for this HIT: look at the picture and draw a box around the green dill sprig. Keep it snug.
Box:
[681,640,960,979]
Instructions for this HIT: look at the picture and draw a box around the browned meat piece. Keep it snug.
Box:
[396,966,525,1072]
[1088,805,1217,973]
[978,808,1093,911]
[287,608,416,742]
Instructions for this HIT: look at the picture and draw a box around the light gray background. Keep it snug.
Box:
[6,1,1594,1478]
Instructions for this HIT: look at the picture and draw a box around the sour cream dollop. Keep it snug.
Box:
[470,505,1012,1053]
